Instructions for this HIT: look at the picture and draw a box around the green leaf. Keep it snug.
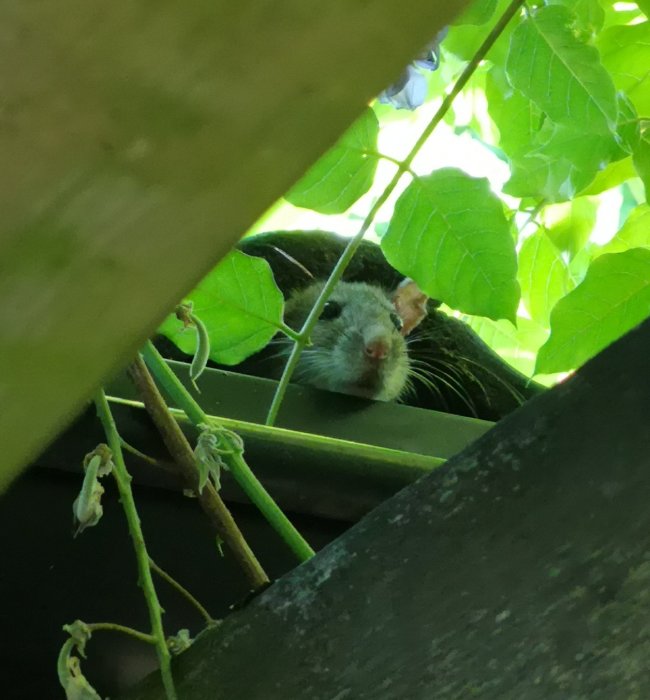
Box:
[581,157,637,196]
[465,314,549,379]
[486,66,543,160]
[596,204,650,257]
[382,169,519,321]
[504,125,618,202]
[614,92,641,156]
[506,5,618,135]
[544,197,598,258]
[633,127,650,201]
[518,228,575,326]
[503,92,635,202]
[454,0,497,26]
[536,248,650,373]
[548,0,604,38]
[285,109,380,214]
[598,22,650,118]
[639,0,650,19]
[159,250,284,365]
[443,0,514,63]
[601,2,645,28]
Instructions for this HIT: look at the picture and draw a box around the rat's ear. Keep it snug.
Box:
[392,278,429,336]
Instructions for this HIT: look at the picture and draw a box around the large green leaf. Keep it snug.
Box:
[486,66,543,160]
[536,248,650,373]
[596,204,650,257]
[286,109,380,214]
[382,169,519,321]
[443,0,514,63]
[454,0,497,25]
[601,1,645,28]
[633,127,650,201]
[504,125,619,202]
[159,251,284,365]
[506,5,618,135]
[518,228,574,326]
[581,157,637,196]
[549,0,604,38]
[544,197,598,259]
[506,92,634,202]
[465,314,549,379]
[598,22,650,117]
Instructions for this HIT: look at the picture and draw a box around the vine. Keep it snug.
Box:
[92,389,177,700]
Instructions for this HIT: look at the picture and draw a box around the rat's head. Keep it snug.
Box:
[283,280,427,401]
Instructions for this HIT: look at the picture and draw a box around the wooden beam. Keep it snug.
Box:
[0,1,467,489]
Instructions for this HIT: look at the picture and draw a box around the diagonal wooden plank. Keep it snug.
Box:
[0,1,468,490]
[122,319,650,700]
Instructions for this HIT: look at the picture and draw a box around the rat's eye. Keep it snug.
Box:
[320,300,343,320]
[390,312,403,332]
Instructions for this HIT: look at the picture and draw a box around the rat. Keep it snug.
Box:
[280,279,428,401]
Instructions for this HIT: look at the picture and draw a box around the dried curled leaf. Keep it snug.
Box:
[189,313,210,393]
[193,424,244,493]
[62,620,93,658]
[58,621,102,700]
[175,302,211,392]
[72,456,105,537]
[83,444,114,477]
[167,628,193,655]
[73,446,115,536]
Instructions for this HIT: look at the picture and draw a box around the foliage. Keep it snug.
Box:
[285,110,381,213]
[163,0,650,380]
[159,250,284,366]
[382,168,519,322]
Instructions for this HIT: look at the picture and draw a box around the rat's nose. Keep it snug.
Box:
[365,339,389,360]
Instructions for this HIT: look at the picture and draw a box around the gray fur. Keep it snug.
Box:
[283,281,410,401]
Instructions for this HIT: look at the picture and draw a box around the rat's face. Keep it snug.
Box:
[284,281,410,401]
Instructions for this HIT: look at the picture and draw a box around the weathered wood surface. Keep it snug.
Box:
[124,319,650,699]
[0,1,467,490]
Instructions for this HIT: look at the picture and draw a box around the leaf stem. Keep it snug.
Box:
[362,147,418,177]
[93,389,177,700]
[120,437,174,471]
[278,322,302,343]
[141,341,315,562]
[264,0,525,426]
[86,622,156,645]
[519,199,546,235]
[149,557,215,625]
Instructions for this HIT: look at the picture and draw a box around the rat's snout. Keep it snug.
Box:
[364,337,389,361]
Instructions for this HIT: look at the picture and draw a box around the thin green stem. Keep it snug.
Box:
[519,199,546,234]
[94,389,177,700]
[107,394,445,475]
[397,0,526,175]
[367,149,418,177]
[278,322,302,343]
[233,451,315,559]
[142,342,207,424]
[149,557,215,625]
[265,0,524,427]
[120,437,173,470]
[86,622,156,645]
[141,340,315,561]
